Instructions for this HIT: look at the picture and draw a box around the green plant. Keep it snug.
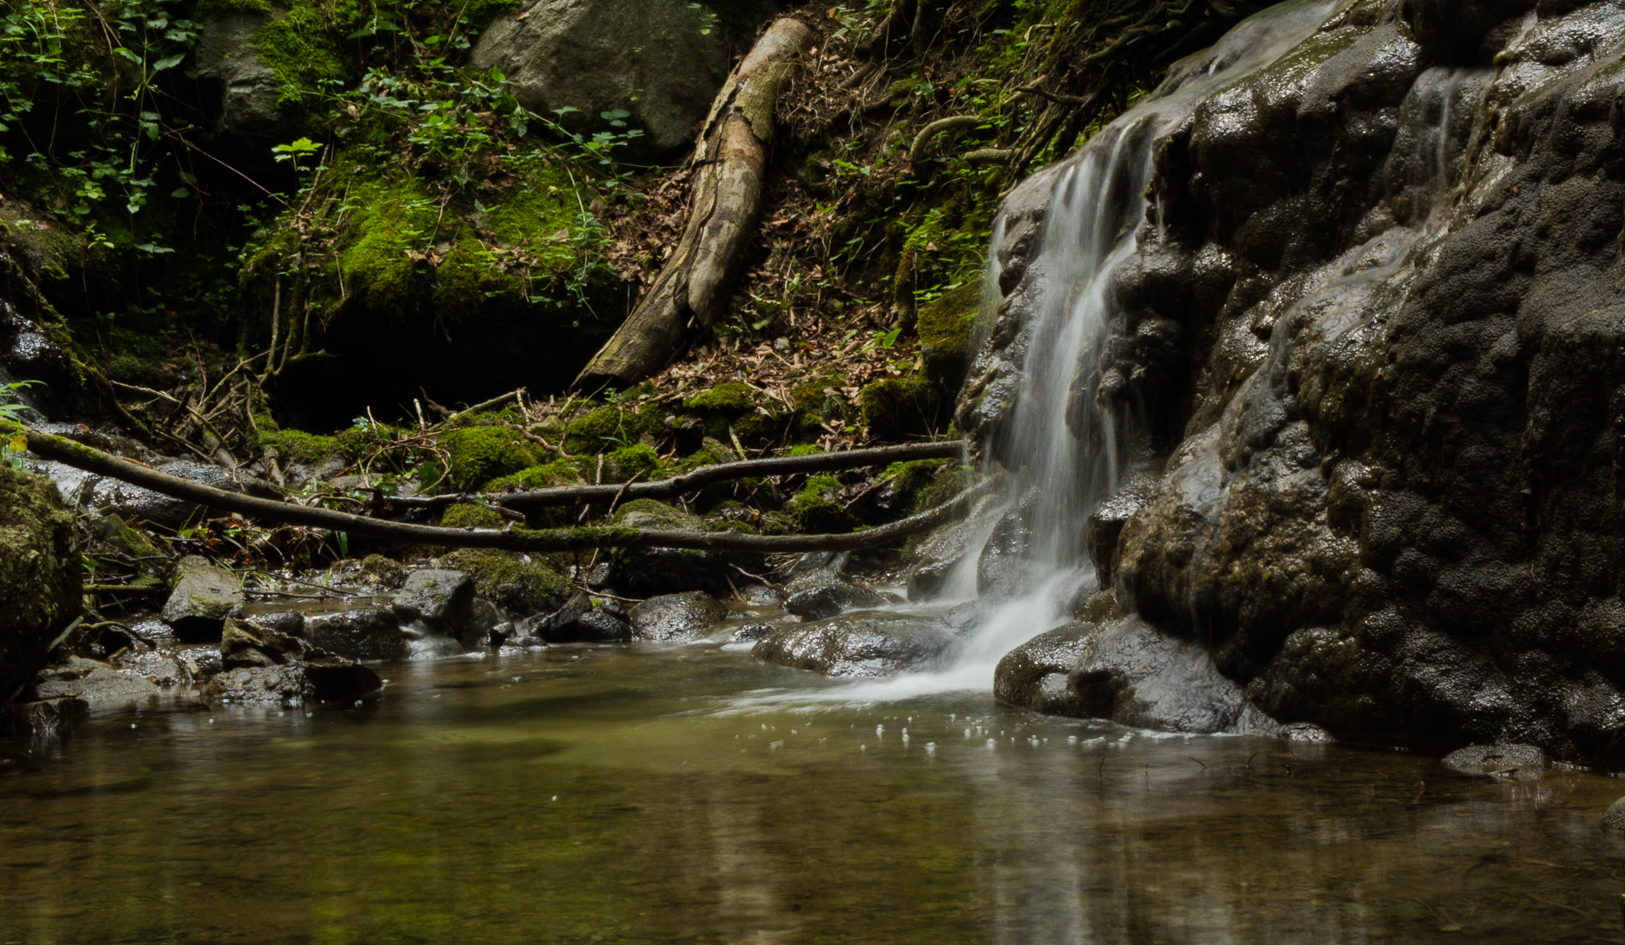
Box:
[0,380,41,469]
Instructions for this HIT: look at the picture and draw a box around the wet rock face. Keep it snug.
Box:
[971,0,1625,765]
[0,465,81,700]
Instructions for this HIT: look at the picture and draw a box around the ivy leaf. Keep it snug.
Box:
[152,53,184,71]
[113,47,142,63]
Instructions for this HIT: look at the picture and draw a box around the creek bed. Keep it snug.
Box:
[2,644,1624,943]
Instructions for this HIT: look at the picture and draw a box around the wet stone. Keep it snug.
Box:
[1441,744,1547,780]
[629,591,728,643]
[392,569,476,645]
[4,697,87,737]
[34,665,161,706]
[160,556,244,642]
[303,608,408,662]
[752,616,956,678]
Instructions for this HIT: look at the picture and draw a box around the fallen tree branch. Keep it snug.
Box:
[575,17,814,390]
[13,424,986,553]
[392,440,967,511]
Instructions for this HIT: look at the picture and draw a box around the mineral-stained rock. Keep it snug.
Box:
[161,556,244,642]
[0,463,81,701]
[629,591,728,642]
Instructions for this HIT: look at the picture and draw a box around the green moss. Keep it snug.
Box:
[670,438,739,475]
[440,503,506,529]
[788,444,825,457]
[257,427,340,465]
[487,459,586,491]
[564,405,633,455]
[884,459,972,515]
[916,279,982,389]
[608,444,661,480]
[684,380,756,417]
[196,0,270,13]
[439,426,540,490]
[790,475,853,533]
[860,378,943,442]
[441,549,569,616]
[611,498,700,530]
[249,0,352,115]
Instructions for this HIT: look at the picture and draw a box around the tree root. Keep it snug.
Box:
[12,423,985,553]
[394,439,967,512]
[908,115,985,166]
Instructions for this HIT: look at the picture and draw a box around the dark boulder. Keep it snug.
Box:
[629,591,728,642]
[304,608,408,661]
[391,569,476,645]
[994,618,1279,735]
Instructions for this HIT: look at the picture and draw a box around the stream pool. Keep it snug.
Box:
[3,644,1624,944]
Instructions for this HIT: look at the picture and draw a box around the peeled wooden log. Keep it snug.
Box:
[575,18,814,390]
[10,424,987,553]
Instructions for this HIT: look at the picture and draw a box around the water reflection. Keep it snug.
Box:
[3,647,1623,943]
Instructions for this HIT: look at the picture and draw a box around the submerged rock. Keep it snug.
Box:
[160,556,244,642]
[4,696,87,737]
[0,463,81,701]
[1442,744,1547,781]
[629,591,728,642]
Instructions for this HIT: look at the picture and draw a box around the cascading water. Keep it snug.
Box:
[774,0,1357,703]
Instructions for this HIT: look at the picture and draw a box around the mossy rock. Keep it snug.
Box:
[684,380,758,417]
[257,427,341,466]
[885,458,974,516]
[612,498,701,531]
[0,465,83,699]
[439,426,541,490]
[563,404,663,455]
[487,458,587,491]
[790,475,853,533]
[606,444,662,481]
[440,503,506,530]
[441,549,569,617]
[916,279,982,391]
[860,377,943,442]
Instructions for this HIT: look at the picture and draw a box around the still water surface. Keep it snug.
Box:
[4,645,1625,944]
